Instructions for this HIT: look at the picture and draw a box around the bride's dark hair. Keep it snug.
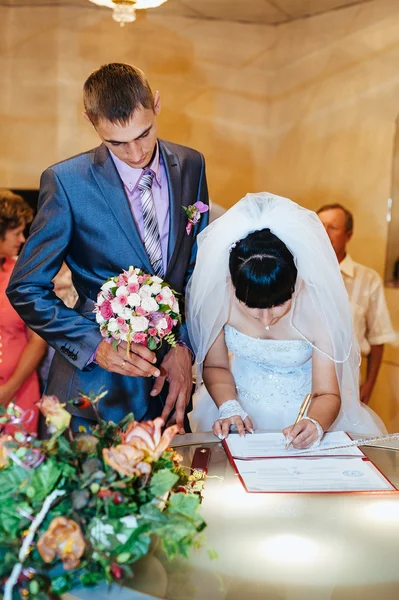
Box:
[229,228,297,309]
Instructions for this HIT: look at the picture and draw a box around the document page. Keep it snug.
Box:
[235,457,395,493]
[225,431,364,459]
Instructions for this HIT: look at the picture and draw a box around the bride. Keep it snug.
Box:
[187,193,385,449]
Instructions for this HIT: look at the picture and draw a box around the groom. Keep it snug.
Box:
[7,62,209,433]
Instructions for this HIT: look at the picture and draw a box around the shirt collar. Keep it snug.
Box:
[110,143,162,192]
[339,253,355,278]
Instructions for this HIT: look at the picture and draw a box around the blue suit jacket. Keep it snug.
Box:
[7,140,209,423]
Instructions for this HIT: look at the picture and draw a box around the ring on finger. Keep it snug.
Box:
[121,360,126,370]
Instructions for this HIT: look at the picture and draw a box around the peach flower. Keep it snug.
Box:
[120,418,178,461]
[38,395,71,430]
[37,517,85,570]
[103,444,152,477]
[0,435,9,469]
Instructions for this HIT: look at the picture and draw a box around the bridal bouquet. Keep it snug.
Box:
[94,266,181,351]
[0,396,206,599]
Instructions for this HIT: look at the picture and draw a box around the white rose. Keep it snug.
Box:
[139,284,152,297]
[151,276,163,284]
[96,294,105,306]
[130,316,149,332]
[111,298,124,316]
[127,293,141,307]
[120,331,128,341]
[107,318,119,332]
[161,287,173,299]
[150,283,162,295]
[156,317,168,331]
[172,300,180,313]
[116,285,128,297]
[140,296,159,312]
[95,312,106,324]
[102,280,116,292]
[128,272,138,284]
[120,307,133,320]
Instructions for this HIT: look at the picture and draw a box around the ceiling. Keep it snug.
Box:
[2,0,374,25]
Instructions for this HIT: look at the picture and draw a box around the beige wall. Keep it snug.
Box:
[1,0,398,428]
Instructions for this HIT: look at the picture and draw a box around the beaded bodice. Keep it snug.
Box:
[224,325,312,415]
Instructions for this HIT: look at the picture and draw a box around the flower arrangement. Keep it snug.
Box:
[182,201,209,235]
[94,266,181,351]
[0,396,206,599]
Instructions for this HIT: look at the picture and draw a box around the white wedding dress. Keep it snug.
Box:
[189,325,384,435]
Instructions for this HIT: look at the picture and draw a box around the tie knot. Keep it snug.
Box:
[139,170,154,191]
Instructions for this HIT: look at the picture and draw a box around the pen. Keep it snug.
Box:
[285,393,313,450]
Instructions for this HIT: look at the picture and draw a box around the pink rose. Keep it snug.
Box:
[128,282,140,294]
[118,275,127,287]
[133,332,147,345]
[117,295,128,307]
[138,276,146,284]
[156,294,163,302]
[116,317,129,334]
[100,300,113,320]
[101,329,108,338]
[163,315,173,333]
[136,306,147,316]
[149,328,157,337]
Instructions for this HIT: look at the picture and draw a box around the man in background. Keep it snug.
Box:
[317,203,396,404]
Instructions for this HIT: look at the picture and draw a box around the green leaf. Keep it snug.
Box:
[167,492,201,519]
[114,525,151,563]
[30,458,62,502]
[208,548,219,560]
[149,469,178,497]
[112,338,119,352]
[51,574,72,595]
[139,502,168,525]
[80,571,101,587]
[147,336,157,351]
[0,501,29,536]
[0,464,30,495]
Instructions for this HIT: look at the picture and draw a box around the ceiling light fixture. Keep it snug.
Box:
[89,0,167,27]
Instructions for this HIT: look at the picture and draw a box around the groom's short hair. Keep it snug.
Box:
[83,63,155,126]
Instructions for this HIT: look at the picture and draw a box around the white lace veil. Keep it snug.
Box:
[187,192,386,433]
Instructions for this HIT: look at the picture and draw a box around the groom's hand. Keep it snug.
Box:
[95,340,160,377]
[150,345,193,435]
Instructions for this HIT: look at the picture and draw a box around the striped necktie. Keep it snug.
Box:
[138,170,164,277]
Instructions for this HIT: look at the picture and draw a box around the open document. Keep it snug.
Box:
[223,432,397,493]
[234,457,395,493]
[224,431,364,459]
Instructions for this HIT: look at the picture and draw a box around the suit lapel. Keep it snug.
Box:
[160,141,186,277]
[90,145,153,273]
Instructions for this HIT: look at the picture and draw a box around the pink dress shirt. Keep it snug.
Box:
[110,144,170,273]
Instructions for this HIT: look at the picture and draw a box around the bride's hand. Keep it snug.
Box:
[283,418,320,449]
[213,415,254,440]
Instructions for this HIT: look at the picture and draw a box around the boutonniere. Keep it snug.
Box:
[182,201,209,235]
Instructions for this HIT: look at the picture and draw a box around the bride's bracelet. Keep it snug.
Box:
[301,416,324,447]
[218,400,248,421]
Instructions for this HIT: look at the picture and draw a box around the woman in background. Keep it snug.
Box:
[0,189,47,433]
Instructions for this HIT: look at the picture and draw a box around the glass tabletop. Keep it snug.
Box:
[66,437,399,600]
